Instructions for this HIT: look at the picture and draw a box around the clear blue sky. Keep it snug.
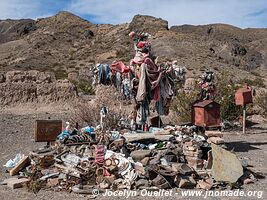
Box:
[0,0,266,28]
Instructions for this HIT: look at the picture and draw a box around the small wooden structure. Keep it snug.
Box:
[34,120,62,142]
[192,100,221,128]
[235,86,253,106]
[235,85,253,134]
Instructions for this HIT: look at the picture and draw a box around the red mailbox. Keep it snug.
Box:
[192,100,221,128]
[235,86,252,106]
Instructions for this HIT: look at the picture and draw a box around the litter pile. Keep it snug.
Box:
[2,124,259,194]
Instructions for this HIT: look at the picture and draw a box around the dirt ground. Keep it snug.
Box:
[0,105,266,200]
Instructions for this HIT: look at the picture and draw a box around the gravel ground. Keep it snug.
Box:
[0,106,266,200]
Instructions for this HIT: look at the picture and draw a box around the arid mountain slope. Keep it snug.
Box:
[0,11,266,81]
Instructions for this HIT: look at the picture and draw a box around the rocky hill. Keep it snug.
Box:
[0,11,266,81]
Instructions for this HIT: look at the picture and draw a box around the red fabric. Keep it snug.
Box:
[153,85,161,101]
[104,169,111,176]
[131,52,149,65]
[95,145,105,165]
[111,61,130,73]
[137,41,150,49]
[129,31,135,38]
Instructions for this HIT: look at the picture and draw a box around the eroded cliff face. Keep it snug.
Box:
[0,70,78,105]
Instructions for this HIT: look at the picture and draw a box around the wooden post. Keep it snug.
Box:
[243,105,246,134]
[100,115,103,131]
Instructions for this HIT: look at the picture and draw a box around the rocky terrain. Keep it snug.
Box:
[0,70,77,105]
[0,11,266,81]
[0,107,266,200]
[0,11,266,200]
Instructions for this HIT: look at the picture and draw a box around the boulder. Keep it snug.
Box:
[129,15,168,33]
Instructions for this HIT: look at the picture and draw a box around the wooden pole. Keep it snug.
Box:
[243,104,246,134]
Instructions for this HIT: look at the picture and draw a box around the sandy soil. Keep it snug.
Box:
[0,105,266,200]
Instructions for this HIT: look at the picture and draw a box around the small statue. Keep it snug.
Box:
[199,70,216,100]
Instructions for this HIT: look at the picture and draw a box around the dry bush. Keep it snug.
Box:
[70,85,129,130]
[171,90,199,123]
[170,70,243,123]
[254,90,267,117]
[71,79,95,95]
[215,71,242,121]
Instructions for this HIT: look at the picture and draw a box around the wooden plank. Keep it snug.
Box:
[9,156,30,176]
[34,120,62,142]
[124,132,172,142]
[6,178,30,189]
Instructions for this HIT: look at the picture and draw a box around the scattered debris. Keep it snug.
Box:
[9,156,30,176]
[2,122,257,194]
[5,177,30,189]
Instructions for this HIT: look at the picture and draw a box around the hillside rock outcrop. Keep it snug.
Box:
[0,70,78,105]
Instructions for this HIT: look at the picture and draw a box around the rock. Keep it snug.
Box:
[134,164,145,175]
[243,178,254,184]
[205,131,223,138]
[194,169,211,179]
[175,175,196,188]
[68,72,79,82]
[184,141,196,146]
[130,150,151,161]
[129,15,168,33]
[207,137,224,144]
[36,72,55,83]
[186,156,204,169]
[135,179,149,188]
[172,163,193,175]
[141,157,150,166]
[84,29,94,39]
[6,71,26,83]
[204,150,213,169]
[211,143,243,183]
[99,182,110,189]
[183,150,202,158]
[0,73,5,83]
[104,175,116,183]
[47,178,59,187]
[179,163,194,175]
[197,180,212,190]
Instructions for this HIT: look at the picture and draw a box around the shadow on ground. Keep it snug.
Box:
[225,141,267,152]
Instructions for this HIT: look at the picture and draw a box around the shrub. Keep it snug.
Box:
[239,77,265,88]
[254,91,267,117]
[73,79,95,95]
[53,69,67,79]
[170,70,243,123]
[215,71,242,121]
[171,90,198,123]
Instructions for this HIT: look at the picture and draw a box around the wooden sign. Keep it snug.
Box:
[34,120,62,142]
